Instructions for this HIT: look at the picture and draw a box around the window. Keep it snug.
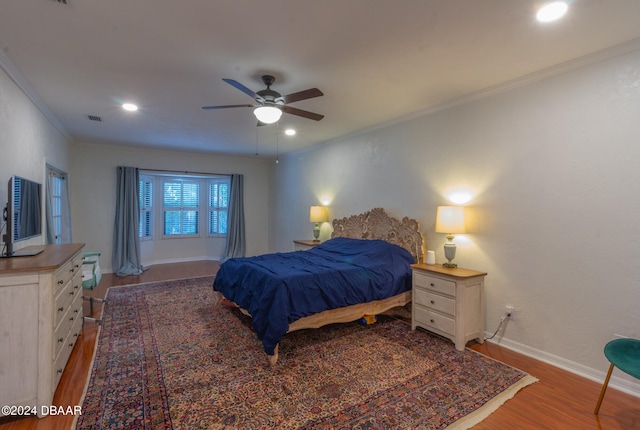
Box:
[46,166,71,244]
[139,175,153,239]
[209,178,229,236]
[49,174,63,244]
[138,172,230,241]
[163,179,200,237]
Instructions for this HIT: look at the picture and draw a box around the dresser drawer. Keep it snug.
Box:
[71,253,83,276]
[413,271,456,297]
[414,288,455,316]
[54,281,76,327]
[54,308,74,358]
[54,295,81,354]
[53,328,75,388]
[54,260,73,294]
[414,306,455,336]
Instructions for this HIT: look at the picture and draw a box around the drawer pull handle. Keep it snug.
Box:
[69,291,74,296]
[430,319,435,323]
[58,280,64,285]
[69,316,74,321]
[74,285,79,290]
[57,369,63,374]
[74,309,79,313]
[58,307,64,312]
[430,300,435,304]
[58,337,64,343]
[430,283,435,287]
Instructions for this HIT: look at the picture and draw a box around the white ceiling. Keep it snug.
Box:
[2,0,640,157]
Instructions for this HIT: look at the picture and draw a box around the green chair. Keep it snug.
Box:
[594,338,640,414]
[82,252,105,324]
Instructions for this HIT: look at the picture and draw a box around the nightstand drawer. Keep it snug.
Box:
[413,271,456,297]
[414,288,455,316]
[414,306,455,336]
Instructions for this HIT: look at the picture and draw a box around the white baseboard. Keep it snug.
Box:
[102,256,220,275]
[487,335,640,398]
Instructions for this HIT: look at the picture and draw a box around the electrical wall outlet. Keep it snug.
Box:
[506,305,515,320]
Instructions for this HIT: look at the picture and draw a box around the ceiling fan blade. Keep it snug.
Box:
[201,104,254,110]
[283,88,323,104]
[222,78,263,101]
[281,105,324,121]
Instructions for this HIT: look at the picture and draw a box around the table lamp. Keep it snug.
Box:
[435,206,466,268]
[309,206,328,241]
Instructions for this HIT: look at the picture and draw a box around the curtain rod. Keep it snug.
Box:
[139,168,231,177]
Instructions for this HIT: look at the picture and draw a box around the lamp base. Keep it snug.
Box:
[443,241,457,269]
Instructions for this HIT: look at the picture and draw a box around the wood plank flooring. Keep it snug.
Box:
[1,260,638,429]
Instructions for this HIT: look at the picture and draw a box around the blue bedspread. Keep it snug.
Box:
[212,237,414,355]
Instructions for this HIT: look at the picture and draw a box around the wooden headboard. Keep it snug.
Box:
[331,208,425,263]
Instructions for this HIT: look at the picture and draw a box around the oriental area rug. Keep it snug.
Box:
[76,277,536,429]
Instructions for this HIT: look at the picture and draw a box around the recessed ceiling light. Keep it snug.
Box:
[122,103,138,112]
[536,1,569,22]
[284,128,296,136]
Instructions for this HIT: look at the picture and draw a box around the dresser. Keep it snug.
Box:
[0,243,85,417]
[411,263,486,351]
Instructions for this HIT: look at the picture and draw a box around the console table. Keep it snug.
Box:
[293,239,321,251]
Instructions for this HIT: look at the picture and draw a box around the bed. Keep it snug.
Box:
[213,208,425,366]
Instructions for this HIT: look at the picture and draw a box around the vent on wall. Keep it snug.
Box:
[88,115,102,122]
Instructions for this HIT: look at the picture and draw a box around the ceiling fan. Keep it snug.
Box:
[202,75,324,124]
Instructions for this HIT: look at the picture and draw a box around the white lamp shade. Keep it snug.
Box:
[309,206,328,223]
[435,206,466,234]
[254,106,282,124]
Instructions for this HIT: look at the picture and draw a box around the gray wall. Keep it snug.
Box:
[70,142,272,270]
[0,64,71,251]
[3,41,640,397]
[271,48,640,395]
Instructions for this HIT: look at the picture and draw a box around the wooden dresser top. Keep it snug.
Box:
[0,243,85,275]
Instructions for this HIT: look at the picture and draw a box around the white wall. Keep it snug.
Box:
[0,65,71,251]
[272,49,640,394]
[70,142,272,271]
[1,54,273,271]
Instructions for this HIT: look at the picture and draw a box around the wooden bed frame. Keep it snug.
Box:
[224,208,425,366]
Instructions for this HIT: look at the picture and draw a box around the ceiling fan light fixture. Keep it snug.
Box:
[254,106,282,124]
[122,103,138,112]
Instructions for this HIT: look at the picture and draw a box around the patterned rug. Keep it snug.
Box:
[76,277,536,429]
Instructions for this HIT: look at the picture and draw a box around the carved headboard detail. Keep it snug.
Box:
[331,208,425,263]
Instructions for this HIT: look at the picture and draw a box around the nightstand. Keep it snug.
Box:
[293,239,321,251]
[410,263,486,351]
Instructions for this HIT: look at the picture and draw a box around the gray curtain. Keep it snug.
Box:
[60,175,71,243]
[112,166,145,276]
[220,174,245,262]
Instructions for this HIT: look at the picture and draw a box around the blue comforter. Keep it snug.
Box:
[212,237,414,355]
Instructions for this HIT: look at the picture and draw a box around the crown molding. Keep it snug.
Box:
[0,50,72,142]
[290,36,640,158]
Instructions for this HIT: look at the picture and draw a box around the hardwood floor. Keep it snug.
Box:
[1,260,638,429]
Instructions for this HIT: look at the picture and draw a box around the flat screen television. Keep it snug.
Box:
[2,175,43,257]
